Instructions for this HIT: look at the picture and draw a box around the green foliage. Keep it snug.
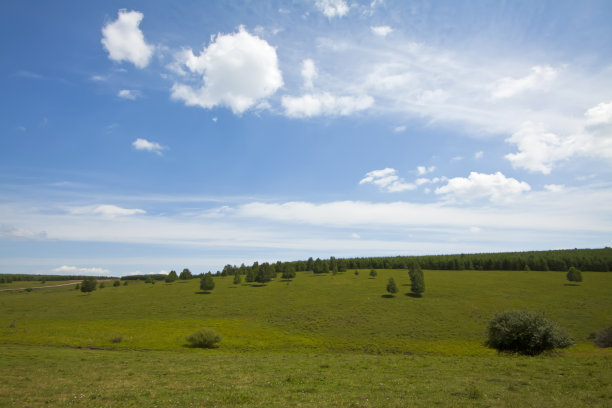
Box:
[369,269,377,277]
[25,287,33,292]
[593,326,612,348]
[144,276,154,284]
[99,282,106,289]
[386,277,398,294]
[485,310,573,355]
[233,272,242,285]
[255,263,274,284]
[409,264,425,296]
[281,269,296,280]
[80,277,97,293]
[245,268,255,283]
[566,267,583,282]
[354,270,359,275]
[186,328,221,348]
[75,284,80,290]
[179,268,193,280]
[165,270,178,283]
[113,280,121,287]
[200,274,215,291]
[123,280,128,286]
[312,258,328,274]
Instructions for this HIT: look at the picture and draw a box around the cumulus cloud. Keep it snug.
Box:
[301,59,318,89]
[315,0,349,18]
[417,165,435,175]
[53,265,111,276]
[491,65,557,99]
[504,122,576,174]
[359,168,416,192]
[69,204,146,218]
[371,25,393,37]
[435,172,531,202]
[118,89,140,100]
[101,10,154,69]
[281,93,373,118]
[585,101,612,127]
[170,26,283,114]
[132,138,165,155]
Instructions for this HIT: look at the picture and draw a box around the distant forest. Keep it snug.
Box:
[1,248,610,283]
[211,247,612,278]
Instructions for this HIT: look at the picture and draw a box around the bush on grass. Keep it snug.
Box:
[186,329,221,348]
[593,326,612,348]
[485,310,572,355]
[566,267,583,283]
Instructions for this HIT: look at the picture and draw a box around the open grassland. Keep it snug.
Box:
[1,269,611,406]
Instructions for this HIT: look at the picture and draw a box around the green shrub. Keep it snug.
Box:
[110,336,123,344]
[386,277,398,295]
[81,277,97,293]
[25,287,33,292]
[369,269,377,277]
[409,264,425,296]
[593,326,612,348]
[75,284,80,290]
[485,310,572,355]
[186,329,222,348]
[566,267,583,282]
[113,280,120,287]
[99,282,106,289]
[200,274,215,291]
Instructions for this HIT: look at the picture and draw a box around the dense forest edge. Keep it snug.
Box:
[1,247,610,283]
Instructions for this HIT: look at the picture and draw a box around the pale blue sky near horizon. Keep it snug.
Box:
[1,0,611,276]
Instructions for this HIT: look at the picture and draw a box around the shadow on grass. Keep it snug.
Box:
[195,291,212,295]
[405,292,422,298]
[249,284,267,287]
[280,279,293,282]
[182,343,220,349]
[564,283,580,286]
[381,294,395,298]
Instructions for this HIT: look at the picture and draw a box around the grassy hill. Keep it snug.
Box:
[1,269,611,406]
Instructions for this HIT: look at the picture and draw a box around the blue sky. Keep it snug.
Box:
[1,0,611,276]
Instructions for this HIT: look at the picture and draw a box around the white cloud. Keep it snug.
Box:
[170,26,283,114]
[101,10,154,69]
[132,138,165,155]
[417,165,435,175]
[393,125,406,133]
[117,89,140,100]
[0,224,46,239]
[544,184,564,192]
[371,25,393,37]
[504,121,577,174]
[585,101,612,127]
[52,265,112,276]
[281,93,373,118]
[474,151,484,159]
[69,204,146,218]
[435,172,531,202]
[351,232,361,239]
[301,59,318,89]
[315,0,349,18]
[359,168,416,192]
[491,65,557,99]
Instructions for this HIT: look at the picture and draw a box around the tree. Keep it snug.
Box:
[255,262,274,284]
[386,277,398,295]
[113,280,121,287]
[165,270,178,283]
[354,270,359,276]
[485,310,573,355]
[369,269,377,278]
[409,264,425,296]
[245,268,255,283]
[233,271,241,285]
[566,267,583,283]
[80,277,97,293]
[281,269,296,280]
[313,258,328,274]
[179,268,193,280]
[200,273,215,292]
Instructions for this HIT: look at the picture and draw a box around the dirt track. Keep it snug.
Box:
[0,281,81,292]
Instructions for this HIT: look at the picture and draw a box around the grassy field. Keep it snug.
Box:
[1,269,611,406]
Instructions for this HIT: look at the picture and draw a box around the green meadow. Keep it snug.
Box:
[1,269,611,407]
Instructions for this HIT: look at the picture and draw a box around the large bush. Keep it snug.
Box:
[186,329,221,348]
[485,310,572,355]
[593,326,612,348]
[566,267,583,283]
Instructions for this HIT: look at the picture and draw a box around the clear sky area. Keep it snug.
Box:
[1,1,611,276]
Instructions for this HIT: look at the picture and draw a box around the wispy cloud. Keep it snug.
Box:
[359,168,416,192]
[132,138,165,155]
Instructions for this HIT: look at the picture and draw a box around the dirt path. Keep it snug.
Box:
[0,281,81,292]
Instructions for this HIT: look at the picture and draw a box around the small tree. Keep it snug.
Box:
[566,267,583,283]
[179,268,193,280]
[200,273,215,292]
[123,280,128,286]
[386,277,398,295]
[255,263,274,284]
[281,269,296,280]
[113,280,120,287]
[354,270,359,276]
[80,277,97,293]
[233,271,242,285]
[75,283,80,290]
[99,282,106,289]
[409,264,425,296]
[369,269,377,278]
[485,310,572,355]
[165,270,178,283]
